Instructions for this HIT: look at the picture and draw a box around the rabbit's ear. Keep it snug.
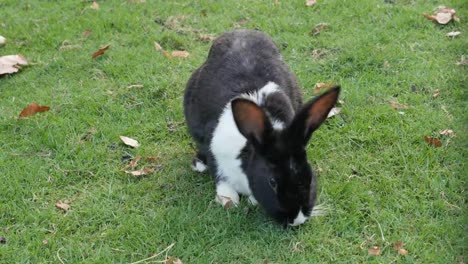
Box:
[232,98,272,146]
[288,86,340,146]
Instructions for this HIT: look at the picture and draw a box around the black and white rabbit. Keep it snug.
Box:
[184,29,340,226]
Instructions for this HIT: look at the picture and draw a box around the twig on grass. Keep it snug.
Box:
[57,247,65,264]
[129,243,175,264]
[371,216,385,242]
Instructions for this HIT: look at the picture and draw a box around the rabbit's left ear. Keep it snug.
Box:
[287,86,340,146]
[232,98,272,147]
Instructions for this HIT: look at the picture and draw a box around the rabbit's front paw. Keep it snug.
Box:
[215,182,239,208]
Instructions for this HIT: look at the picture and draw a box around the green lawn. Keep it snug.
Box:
[0,0,466,263]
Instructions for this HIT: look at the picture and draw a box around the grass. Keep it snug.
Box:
[0,0,466,263]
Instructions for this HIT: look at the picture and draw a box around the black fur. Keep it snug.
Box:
[184,29,339,226]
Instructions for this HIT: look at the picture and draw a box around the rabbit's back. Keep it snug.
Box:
[184,30,302,145]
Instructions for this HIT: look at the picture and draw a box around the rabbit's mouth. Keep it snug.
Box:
[288,208,309,227]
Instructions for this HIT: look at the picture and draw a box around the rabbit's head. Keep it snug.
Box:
[232,86,340,226]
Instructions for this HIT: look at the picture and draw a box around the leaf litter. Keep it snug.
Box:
[392,241,409,255]
[423,6,459,25]
[0,55,28,75]
[55,200,71,212]
[119,136,140,148]
[368,246,381,256]
[306,0,317,7]
[92,44,110,59]
[424,136,442,148]
[19,102,50,118]
[123,155,160,177]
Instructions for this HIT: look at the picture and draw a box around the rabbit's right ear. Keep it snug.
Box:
[287,86,340,147]
[232,98,272,147]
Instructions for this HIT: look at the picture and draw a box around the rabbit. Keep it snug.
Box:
[183,29,340,226]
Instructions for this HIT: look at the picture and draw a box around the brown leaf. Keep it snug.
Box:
[119,136,140,148]
[19,102,50,118]
[423,6,458,25]
[125,167,155,177]
[92,44,110,59]
[173,258,182,264]
[398,248,409,255]
[123,156,142,170]
[327,107,342,118]
[82,30,92,37]
[439,129,454,136]
[368,246,381,256]
[389,100,410,110]
[55,200,71,212]
[310,23,329,36]
[0,54,28,75]
[432,89,440,98]
[313,82,335,95]
[306,0,317,6]
[392,241,403,250]
[171,50,189,58]
[424,136,442,147]
[90,1,99,10]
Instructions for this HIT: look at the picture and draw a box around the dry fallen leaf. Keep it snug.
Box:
[55,200,71,212]
[368,246,381,256]
[92,44,110,59]
[173,258,182,264]
[90,1,99,10]
[119,136,140,148]
[311,23,329,36]
[446,31,461,38]
[125,167,155,177]
[165,257,183,264]
[440,129,454,136]
[398,248,409,255]
[392,241,409,255]
[198,33,216,42]
[0,54,28,75]
[171,50,190,58]
[19,102,50,118]
[123,156,142,170]
[423,6,459,25]
[432,89,440,98]
[313,82,335,95]
[306,0,317,6]
[327,107,341,118]
[424,136,442,147]
[389,100,410,110]
[42,239,48,245]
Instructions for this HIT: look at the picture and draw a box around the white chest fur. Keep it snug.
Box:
[210,82,281,197]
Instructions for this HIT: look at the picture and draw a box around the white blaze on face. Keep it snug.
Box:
[290,210,309,226]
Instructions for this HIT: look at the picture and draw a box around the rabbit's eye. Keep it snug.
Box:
[269,177,278,193]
